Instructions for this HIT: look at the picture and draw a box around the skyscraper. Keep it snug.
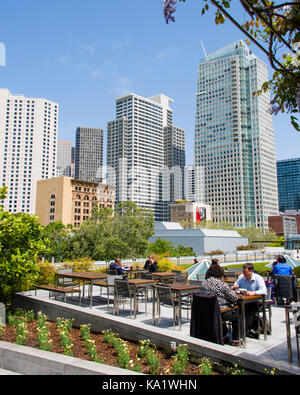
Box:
[107,93,184,221]
[57,140,72,177]
[0,88,58,213]
[194,40,278,229]
[277,158,300,212]
[75,127,103,182]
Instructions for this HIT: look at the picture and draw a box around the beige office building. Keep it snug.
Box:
[36,176,115,228]
[170,201,212,227]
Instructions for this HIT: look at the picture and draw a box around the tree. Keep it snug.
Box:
[65,202,154,260]
[163,0,300,130]
[0,186,46,306]
[41,221,73,261]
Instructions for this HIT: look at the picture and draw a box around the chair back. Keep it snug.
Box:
[161,276,175,284]
[189,280,201,287]
[106,268,117,275]
[196,273,206,282]
[273,274,294,299]
[156,284,174,307]
[190,293,223,345]
[171,270,182,274]
[107,274,123,296]
[224,271,236,279]
[114,279,130,298]
[174,273,188,284]
[140,272,153,280]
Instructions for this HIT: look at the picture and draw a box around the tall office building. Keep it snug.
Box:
[57,140,72,177]
[107,93,184,221]
[194,40,278,229]
[277,158,300,212]
[0,88,58,213]
[184,164,195,202]
[75,127,103,182]
[163,125,186,219]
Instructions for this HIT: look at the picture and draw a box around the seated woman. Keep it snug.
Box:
[144,254,158,273]
[200,265,240,345]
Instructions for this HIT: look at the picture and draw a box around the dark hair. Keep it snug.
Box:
[211,258,220,266]
[278,256,286,263]
[243,263,254,271]
[206,264,224,279]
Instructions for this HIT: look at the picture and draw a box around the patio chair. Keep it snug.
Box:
[106,268,117,275]
[114,279,134,316]
[196,273,206,283]
[190,294,223,345]
[156,284,190,330]
[93,274,122,310]
[160,275,176,285]
[273,274,296,305]
[258,286,273,335]
[174,273,188,284]
[171,270,182,274]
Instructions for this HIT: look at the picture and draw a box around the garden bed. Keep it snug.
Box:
[0,309,240,375]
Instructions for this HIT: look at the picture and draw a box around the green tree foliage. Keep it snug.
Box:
[64,201,154,260]
[0,186,46,306]
[147,238,195,256]
[41,221,73,261]
[164,0,300,130]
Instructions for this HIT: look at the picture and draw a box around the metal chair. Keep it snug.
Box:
[114,279,134,316]
[94,274,122,310]
[171,270,182,274]
[160,275,176,285]
[196,273,206,283]
[258,286,273,335]
[106,268,117,275]
[174,273,188,284]
[156,284,190,329]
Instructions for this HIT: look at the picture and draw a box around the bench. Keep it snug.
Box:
[34,285,81,305]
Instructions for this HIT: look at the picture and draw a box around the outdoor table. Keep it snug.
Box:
[237,294,267,347]
[127,278,159,318]
[152,272,175,283]
[124,269,148,279]
[152,283,201,330]
[54,271,106,309]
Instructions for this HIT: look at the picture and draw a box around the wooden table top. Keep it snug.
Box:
[237,294,264,302]
[128,279,159,285]
[56,271,106,280]
[152,272,174,277]
[170,284,201,292]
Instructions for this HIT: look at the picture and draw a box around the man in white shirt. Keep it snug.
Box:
[233,263,267,338]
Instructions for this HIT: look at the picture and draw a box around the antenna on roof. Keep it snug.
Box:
[200,40,207,58]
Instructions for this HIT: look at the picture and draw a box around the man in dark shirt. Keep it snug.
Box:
[109,258,126,276]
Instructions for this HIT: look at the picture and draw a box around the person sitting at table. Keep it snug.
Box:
[109,258,127,278]
[271,256,293,276]
[205,259,221,279]
[144,254,158,273]
[233,263,267,338]
[200,265,240,345]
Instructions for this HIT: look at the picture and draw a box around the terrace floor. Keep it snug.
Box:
[13,286,300,375]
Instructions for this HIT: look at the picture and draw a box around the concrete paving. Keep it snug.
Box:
[13,287,300,375]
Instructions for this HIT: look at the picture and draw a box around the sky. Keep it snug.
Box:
[1,0,299,166]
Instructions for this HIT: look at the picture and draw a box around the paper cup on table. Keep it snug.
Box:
[239,288,247,295]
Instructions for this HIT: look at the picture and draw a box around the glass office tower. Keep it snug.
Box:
[277,158,300,212]
[194,40,278,229]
